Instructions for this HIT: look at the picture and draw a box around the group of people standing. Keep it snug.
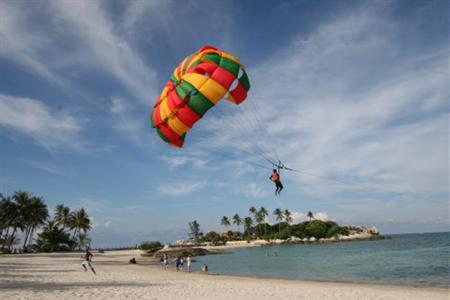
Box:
[162,253,207,273]
[80,248,207,275]
[162,253,193,272]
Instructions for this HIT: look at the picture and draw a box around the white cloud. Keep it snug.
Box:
[243,183,270,198]
[77,197,112,213]
[23,160,75,177]
[197,4,449,204]
[161,154,209,169]
[109,97,147,146]
[0,94,84,150]
[156,181,206,197]
[89,217,98,229]
[111,97,129,114]
[0,2,66,86]
[0,1,157,103]
[48,1,157,103]
[291,211,330,223]
[104,220,112,228]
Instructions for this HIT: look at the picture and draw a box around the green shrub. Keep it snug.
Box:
[35,227,75,252]
[290,223,306,238]
[138,241,163,251]
[326,225,350,237]
[305,220,328,239]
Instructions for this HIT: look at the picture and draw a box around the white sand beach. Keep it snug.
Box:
[0,250,448,300]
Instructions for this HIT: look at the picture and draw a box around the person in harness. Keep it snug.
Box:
[269,169,283,196]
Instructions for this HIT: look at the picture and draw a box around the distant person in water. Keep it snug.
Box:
[81,248,96,274]
[269,169,283,195]
[202,264,208,272]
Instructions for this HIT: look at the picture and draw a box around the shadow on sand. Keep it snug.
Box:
[0,280,166,291]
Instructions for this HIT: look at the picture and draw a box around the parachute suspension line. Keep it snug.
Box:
[229,105,275,163]
[211,104,275,165]
[233,104,279,164]
[277,164,406,195]
[198,112,273,169]
[235,105,275,162]
[208,149,274,171]
[239,99,281,163]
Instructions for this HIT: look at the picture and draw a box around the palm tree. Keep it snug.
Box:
[12,191,32,250]
[243,217,253,236]
[0,194,6,239]
[249,206,257,220]
[284,209,293,225]
[44,220,57,231]
[258,207,269,236]
[36,220,72,252]
[232,214,242,232]
[220,216,231,232]
[254,211,266,238]
[25,197,48,248]
[69,208,92,249]
[307,211,314,221]
[0,192,48,251]
[0,195,16,247]
[54,204,72,230]
[273,208,284,234]
[77,233,91,250]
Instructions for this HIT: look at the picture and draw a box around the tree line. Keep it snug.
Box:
[0,191,92,253]
[188,206,349,245]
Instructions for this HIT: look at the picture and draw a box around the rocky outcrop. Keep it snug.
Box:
[151,247,217,258]
[346,225,379,235]
[264,225,385,245]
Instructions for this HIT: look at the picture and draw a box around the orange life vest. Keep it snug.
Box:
[272,172,279,181]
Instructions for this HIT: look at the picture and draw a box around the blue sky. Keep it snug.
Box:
[0,0,448,247]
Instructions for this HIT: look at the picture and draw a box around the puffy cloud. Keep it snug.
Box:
[291,211,330,223]
[243,183,270,198]
[156,181,206,197]
[0,94,84,150]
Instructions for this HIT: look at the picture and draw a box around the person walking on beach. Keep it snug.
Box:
[81,248,96,274]
[162,253,168,270]
[269,169,283,195]
[187,255,192,273]
[175,257,181,271]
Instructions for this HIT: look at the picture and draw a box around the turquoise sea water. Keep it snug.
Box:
[194,232,450,287]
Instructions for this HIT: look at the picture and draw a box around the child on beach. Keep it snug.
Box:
[187,255,192,273]
[202,264,208,273]
[175,257,181,271]
[162,253,168,270]
[81,248,96,274]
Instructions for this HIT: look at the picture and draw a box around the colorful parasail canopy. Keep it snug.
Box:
[150,45,250,147]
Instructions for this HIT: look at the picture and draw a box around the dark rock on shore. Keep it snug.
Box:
[149,247,218,258]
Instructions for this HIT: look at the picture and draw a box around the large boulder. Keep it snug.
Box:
[368,226,379,235]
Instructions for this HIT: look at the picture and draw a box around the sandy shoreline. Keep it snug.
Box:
[1,250,448,300]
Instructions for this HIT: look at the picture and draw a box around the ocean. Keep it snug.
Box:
[194,232,450,287]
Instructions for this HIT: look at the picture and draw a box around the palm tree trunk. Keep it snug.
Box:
[23,226,33,250]
[27,226,35,247]
[8,227,17,251]
[4,227,10,240]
